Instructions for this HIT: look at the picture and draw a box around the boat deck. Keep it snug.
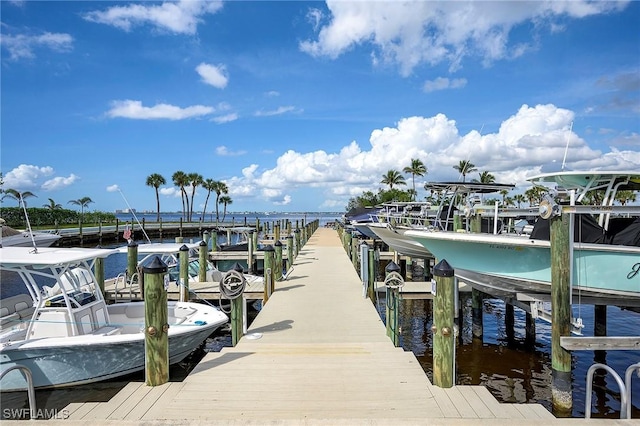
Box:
[59,228,571,424]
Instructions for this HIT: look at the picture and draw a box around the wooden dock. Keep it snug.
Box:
[57,227,569,424]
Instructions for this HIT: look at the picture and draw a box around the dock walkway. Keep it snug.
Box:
[58,228,582,424]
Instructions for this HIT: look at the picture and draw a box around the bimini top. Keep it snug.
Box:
[527,170,640,192]
[0,246,117,269]
[424,182,515,194]
[116,241,204,255]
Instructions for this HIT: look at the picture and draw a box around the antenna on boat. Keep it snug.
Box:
[117,188,151,243]
[18,193,39,253]
[561,121,573,171]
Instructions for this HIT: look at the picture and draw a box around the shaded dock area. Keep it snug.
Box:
[58,228,569,424]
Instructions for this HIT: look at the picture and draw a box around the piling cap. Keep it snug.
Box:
[232,262,245,273]
[203,230,209,235]
[360,241,369,248]
[275,240,283,247]
[263,244,275,252]
[433,259,454,277]
[199,240,207,247]
[142,255,168,274]
[179,244,189,252]
[385,261,400,274]
[128,240,138,248]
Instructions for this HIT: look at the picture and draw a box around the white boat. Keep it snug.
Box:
[0,222,61,248]
[0,246,228,391]
[366,221,433,258]
[406,171,640,307]
[106,241,264,299]
[363,189,517,259]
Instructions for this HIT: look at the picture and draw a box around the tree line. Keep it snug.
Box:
[347,159,637,210]
[146,172,232,223]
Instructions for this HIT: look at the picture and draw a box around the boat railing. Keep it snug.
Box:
[112,271,140,302]
[585,361,640,419]
[0,365,37,416]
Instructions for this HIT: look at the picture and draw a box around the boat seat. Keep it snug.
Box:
[94,326,121,335]
[0,312,20,328]
[0,294,35,324]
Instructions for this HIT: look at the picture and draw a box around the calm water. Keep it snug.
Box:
[2,212,638,419]
[383,296,639,418]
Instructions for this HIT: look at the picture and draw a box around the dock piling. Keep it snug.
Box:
[179,245,189,302]
[550,210,573,415]
[432,259,455,388]
[142,256,169,386]
[275,240,283,281]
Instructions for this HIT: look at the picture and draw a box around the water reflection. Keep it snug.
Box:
[383,295,639,419]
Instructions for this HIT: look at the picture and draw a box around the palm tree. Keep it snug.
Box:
[187,173,203,222]
[68,197,94,219]
[615,190,636,205]
[2,189,37,206]
[524,187,545,207]
[514,194,526,208]
[499,189,509,205]
[201,178,216,222]
[211,181,229,222]
[453,160,477,182]
[403,158,427,201]
[146,173,166,222]
[477,171,495,184]
[219,195,232,222]
[43,198,62,210]
[172,171,189,221]
[380,169,406,190]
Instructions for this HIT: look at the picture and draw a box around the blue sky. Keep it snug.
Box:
[1,1,638,214]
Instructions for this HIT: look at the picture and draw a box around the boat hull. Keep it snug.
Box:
[405,230,640,306]
[1,232,61,248]
[0,302,226,391]
[367,223,433,259]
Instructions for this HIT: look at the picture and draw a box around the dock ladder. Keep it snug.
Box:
[585,361,640,419]
[1,364,37,418]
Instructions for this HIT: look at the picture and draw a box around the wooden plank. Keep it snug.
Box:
[471,386,524,419]
[456,385,495,418]
[442,387,479,418]
[65,402,99,420]
[123,382,175,420]
[429,385,461,418]
[511,403,555,419]
[78,381,144,420]
[561,336,640,351]
[141,383,185,420]
[105,383,153,420]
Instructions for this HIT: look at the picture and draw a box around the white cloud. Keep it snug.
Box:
[1,31,73,60]
[423,77,467,93]
[106,185,120,192]
[41,174,78,191]
[82,0,223,35]
[211,113,239,124]
[196,63,229,89]
[224,103,638,207]
[273,195,292,206]
[159,187,181,198]
[300,1,628,76]
[216,146,247,156]
[3,164,55,190]
[254,106,298,117]
[106,100,213,120]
